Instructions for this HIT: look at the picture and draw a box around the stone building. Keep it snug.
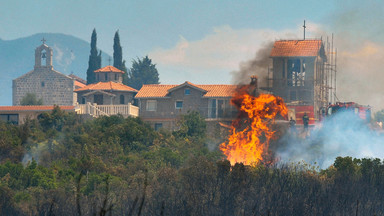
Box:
[268,39,330,124]
[75,65,138,105]
[135,81,237,130]
[13,41,80,106]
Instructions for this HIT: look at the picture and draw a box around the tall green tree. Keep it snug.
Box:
[113,31,129,85]
[86,29,102,84]
[128,56,160,90]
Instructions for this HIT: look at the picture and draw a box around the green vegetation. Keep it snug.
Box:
[128,56,160,90]
[86,29,102,84]
[113,30,129,85]
[1,108,384,215]
[20,93,43,105]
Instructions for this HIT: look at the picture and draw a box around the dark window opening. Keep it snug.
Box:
[154,123,163,131]
[94,94,103,105]
[41,50,47,66]
[176,101,183,109]
[287,59,305,87]
[0,114,19,125]
[115,74,118,80]
[120,95,125,104]
[81,97,85,104]
[41,81,45,87]
[105,73,108,81]
[210,99,216,118]
[185,88,191,95]
[218,100,224,117]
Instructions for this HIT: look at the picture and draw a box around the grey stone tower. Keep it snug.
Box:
[13,41,76,106]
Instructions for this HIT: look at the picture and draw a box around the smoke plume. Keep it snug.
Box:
[276,111,384,169]
[231,42,274,87]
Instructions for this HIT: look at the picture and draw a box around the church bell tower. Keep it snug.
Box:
[34,38,53,70]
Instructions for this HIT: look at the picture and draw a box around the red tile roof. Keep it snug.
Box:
[0,105,75,111]
[74,80,86,88]
[74,81,138,92]
[135,82,237,98]
[94,65,124,73]
[270,40,323,57]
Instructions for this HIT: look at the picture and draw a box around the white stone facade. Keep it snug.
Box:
[12,43,76,106]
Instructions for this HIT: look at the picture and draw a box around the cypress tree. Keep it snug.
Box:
[113,31,122,69]
[113,31,129,85]
[86,29,101,84]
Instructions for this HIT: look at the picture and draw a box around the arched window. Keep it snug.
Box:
[41,50,47,66]
[120,95,125,104]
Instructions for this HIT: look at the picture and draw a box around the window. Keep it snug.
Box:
[94,94,103,105]
[287,59,305,87]
[154,123,163,131]
[185,88,191,95]
[0,114,19,125]
[175,101,183,109]
[209,99,217,118]
[120,95,125,104]
[81,97,86,104]
[147,100,157,111]
[105,73,108,81]
[115,74,118,80]
[41,81,45,87]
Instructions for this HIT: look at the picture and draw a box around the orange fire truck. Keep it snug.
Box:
[286,102,371,125]
[319,102,371,122]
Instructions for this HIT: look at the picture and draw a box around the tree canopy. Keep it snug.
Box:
[113,31,129,85]
[86,29,101,84]
[20,93,43,105]
[128,56,160,90]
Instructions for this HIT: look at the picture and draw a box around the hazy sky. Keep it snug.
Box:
[1,0,384,109]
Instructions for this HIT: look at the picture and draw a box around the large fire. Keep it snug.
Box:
[220,85,287,165]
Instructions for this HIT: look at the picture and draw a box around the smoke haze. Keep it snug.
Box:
[277,111,384,169]
[230,42,274,86]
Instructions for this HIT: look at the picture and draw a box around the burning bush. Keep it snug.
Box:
[220,85,287,165]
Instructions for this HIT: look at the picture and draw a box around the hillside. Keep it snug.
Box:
[0,33,111,105]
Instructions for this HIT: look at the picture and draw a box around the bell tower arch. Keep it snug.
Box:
[34,38,53,70]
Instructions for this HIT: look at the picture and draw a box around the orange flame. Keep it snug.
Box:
[220,85,287,166]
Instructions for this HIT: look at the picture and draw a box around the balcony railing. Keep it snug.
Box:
[75,103,139,118]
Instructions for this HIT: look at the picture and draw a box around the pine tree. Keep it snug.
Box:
[128,56,160,90]
[86,29,101,84]
[113,30,129,85]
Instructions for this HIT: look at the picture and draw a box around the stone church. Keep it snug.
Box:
[13,41,83,106]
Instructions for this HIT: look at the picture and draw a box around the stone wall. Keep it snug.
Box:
[13,68,75,106]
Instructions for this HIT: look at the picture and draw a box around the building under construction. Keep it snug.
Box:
[266,38,337,124]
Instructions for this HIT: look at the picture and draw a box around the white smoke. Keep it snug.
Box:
[52,44,76,73]
[277,111,384,169]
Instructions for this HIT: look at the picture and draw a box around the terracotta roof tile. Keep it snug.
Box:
[135,84,177,98]
[74,81,138,92]
[270,40,323,57]
[0,105,74,111]
[74,80,86,88]
[135,82,237,98]
[94,65,124,73]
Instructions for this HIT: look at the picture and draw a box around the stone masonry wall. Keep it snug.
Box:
[13,68,75,106]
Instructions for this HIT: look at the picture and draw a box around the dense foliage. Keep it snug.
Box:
[86,29,102,84]
[128,56,160,90]
[1,108,384,215]
[20,93,43,105]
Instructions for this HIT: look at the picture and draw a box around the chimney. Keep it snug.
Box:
[250,75,259,97]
